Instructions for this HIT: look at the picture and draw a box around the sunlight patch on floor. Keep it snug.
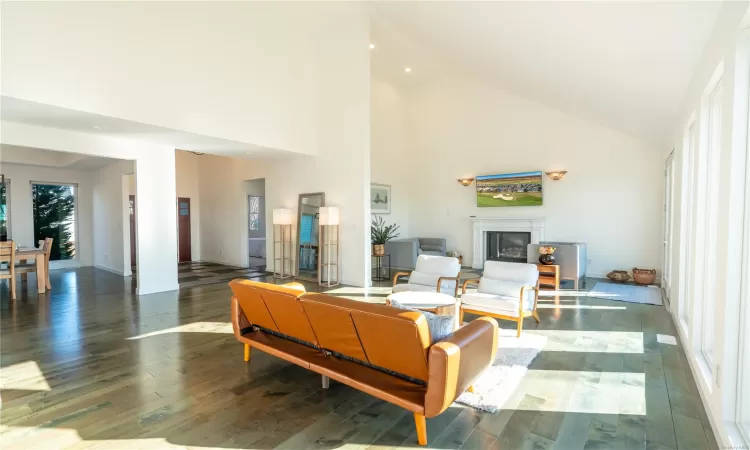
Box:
[126,322,232,340]
[0,360,51,391]
[524,330,644,353]
[536,304,627,310]
[657,334,678,345]
[503,370,646,415]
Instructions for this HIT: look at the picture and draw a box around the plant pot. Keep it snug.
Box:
[633,268,656,285]
[372,244,385,256]
[607,270,631,282]
[538,254,555,265]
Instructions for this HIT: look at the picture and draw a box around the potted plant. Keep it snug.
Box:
[371,216,400,256]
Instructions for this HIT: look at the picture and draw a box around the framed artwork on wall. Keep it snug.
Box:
[371,183,391,214]
[476,171,543,207]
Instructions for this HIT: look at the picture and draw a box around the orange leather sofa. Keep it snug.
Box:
[229,279,498,446]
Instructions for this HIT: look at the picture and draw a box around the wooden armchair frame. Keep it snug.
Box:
[392,271,461,297]
[460,278,540,337]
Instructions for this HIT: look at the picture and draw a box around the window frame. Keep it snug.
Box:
[30,181,79,262]
[0,178,11,241]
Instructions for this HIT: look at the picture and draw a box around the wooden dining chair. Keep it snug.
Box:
[16,238,53,290]
[0,241,17,300]
[38,238,53,290]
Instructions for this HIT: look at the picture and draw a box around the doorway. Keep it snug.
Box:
[177,197,192,262]
[663,150,675,299]
[129,194,136,269]
[244,179,266,271]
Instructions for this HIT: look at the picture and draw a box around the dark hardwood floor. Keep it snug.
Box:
[1,268,715,449]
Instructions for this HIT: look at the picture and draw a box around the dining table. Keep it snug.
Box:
[15,248,47,294]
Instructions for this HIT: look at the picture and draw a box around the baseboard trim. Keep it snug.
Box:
[94,264,126,276]
[669,306,725,449]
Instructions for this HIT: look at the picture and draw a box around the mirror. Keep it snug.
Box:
[296,192,325,281]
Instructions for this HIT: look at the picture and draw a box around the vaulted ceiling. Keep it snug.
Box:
[371,1,727,144]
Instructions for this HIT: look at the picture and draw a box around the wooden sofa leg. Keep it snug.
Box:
[467,385,475,393]
[244,344,251,362]
[533,311,540,323]
[516,318,523,337]
[414,413,427,446]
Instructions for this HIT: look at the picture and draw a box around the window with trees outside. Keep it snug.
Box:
[0,179,10,241]
[248,196,261,231]
[32,183,77,261]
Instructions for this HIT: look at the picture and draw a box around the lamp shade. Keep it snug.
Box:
[319,207,340,225]
[272,208,293,225]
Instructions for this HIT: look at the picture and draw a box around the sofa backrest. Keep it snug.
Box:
[229,280,318,345]
[483,261,538,286]
[230,280,433,383]
[300,294,432,382]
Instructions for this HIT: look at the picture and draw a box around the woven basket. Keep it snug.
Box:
[607,270,631,283]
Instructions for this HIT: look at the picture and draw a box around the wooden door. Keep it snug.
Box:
[177,198,191,262]
[129,195,137,267]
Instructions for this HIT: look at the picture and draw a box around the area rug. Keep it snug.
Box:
[456,328,546,413]
[589,282,663,306]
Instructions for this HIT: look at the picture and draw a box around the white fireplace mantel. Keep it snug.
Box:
[471,217,545,269]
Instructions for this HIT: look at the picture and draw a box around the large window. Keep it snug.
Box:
[0,178,10,241]
[31,183,77,261]
[700,79,722,366]
[680,120,698,330]
[248,196,261,231]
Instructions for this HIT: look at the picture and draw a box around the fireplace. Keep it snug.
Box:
[471,218,544,269]
[486,231,531,263]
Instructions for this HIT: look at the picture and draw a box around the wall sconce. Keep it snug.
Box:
[545,171,567,181]
[457,178,475,187]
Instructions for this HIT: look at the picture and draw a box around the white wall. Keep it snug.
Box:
[0,2,364,156]
[0,162,94,267]
[371,78,410,237]
[197,9,371,286]
[666,1,750,447]
[92,160,135,275]
[175,150,201,261]
[403,77,663,276]
[1,121,179,295]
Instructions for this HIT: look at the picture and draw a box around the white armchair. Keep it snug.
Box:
[392,255,461,296]
[460,261,540,337]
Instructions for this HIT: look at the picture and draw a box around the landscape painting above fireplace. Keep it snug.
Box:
[476,171,543,207]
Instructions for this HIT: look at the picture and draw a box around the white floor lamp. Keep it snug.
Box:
[318,206,340,287]
[272,208,293,280]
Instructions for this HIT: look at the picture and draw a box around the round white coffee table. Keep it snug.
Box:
[386,291,458,316]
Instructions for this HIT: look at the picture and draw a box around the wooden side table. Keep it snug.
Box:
[536,264,560,291]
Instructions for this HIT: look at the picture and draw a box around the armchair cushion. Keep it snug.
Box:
[393,283,443,294]
[478,278,525,297]
[414,255,460,277]
[408,271,441,287]
[483,261,538,285]
[461,292,532,316]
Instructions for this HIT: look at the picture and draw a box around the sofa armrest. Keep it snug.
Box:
[424,317,498,417]
[385,238,419,270]
[231,296,251,339]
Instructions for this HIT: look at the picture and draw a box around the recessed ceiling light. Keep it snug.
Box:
[369,43,375,50]
[404,67,412,73]
[245,151,253,155]
[92,125,102,130]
